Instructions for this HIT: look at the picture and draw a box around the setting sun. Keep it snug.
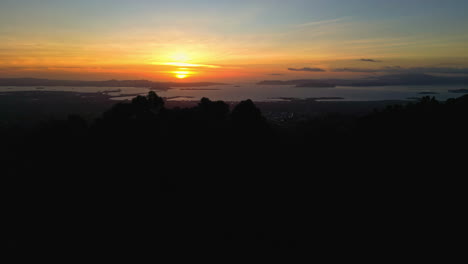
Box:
[146,50,225,79]
[173,70,193,79]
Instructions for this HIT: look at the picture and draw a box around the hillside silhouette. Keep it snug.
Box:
[4,92,467,259]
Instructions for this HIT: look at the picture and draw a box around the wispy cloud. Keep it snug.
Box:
[152,62,221,68]
[288,67,325,72]
[332,66,400,73]
[359,58,381,63]
[294,17,348,28]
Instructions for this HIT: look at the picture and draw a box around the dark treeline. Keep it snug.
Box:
[4,92,468,260]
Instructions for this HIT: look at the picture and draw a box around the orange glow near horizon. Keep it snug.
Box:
[2,47,467,82]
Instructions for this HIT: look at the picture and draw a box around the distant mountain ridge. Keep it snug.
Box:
[0,78,227,90]
[258,73,468,87]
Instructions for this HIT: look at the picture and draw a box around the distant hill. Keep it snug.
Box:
[258,73,468,87]
[0,78,227,90]
[448,89,468,94]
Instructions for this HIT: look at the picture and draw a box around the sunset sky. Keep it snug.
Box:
[1,0,467,81]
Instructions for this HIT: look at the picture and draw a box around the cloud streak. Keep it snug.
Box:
[359,58,381,62]
[294,17,348,28]
[288,67,325,72]
[332,66,400,73]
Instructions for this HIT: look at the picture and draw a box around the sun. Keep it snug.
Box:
[173,70,192,79]
[151,51,216,79]
[176,74,188,79]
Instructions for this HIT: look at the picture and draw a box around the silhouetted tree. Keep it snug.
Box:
[231,99,266,127]
[198,97,229,121]
[129,92,165,112]
[131,95,148,108]
[147,91,165,112]
[101,102,137,121]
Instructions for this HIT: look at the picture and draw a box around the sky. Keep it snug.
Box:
[0,0,467,81]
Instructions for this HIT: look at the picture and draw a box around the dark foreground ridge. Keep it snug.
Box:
[4,92,468,259]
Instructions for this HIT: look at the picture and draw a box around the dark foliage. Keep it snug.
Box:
[4,94,467,260]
